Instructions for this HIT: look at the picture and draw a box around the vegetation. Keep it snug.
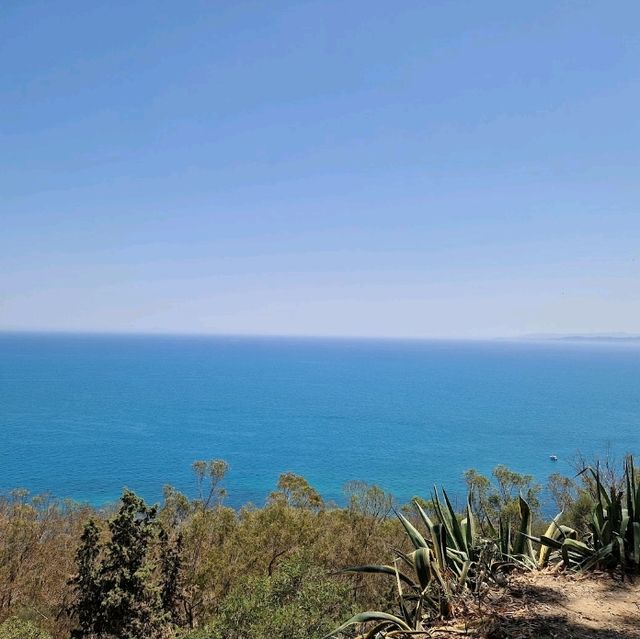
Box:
[0,453,636,638]
[187,553,354,639]
[532,456,639,572]
[69,490,172,639]
[0,617,51,639]
[326,454,639,638]
[325,490,537,637]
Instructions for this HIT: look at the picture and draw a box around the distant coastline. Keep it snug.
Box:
[522,333,640,343]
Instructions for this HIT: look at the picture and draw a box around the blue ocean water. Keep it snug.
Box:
[0,333,638,507]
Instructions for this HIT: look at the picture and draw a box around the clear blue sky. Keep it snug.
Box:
[2,1,639,338]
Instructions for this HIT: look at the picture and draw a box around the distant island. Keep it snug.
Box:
[523,333,640,343]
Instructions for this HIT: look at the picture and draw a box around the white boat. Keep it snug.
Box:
[550,455,558,461]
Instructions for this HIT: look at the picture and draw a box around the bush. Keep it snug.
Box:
[190,553,354,639]
[0,618,51,639]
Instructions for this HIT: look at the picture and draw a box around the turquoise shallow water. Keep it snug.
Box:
[0,333,638,507]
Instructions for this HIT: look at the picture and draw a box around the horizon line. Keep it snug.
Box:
[1,328,639,343]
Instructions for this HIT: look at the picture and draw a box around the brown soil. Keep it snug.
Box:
[479,570,640,639]
[422,570,640,638]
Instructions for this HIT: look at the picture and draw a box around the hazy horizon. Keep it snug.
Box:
[2,328,640,344]
[2,2,639,339]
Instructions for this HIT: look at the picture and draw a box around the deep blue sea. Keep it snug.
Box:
[0,333,638,508]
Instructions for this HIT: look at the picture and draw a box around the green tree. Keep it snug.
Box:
[269,473,324,511]
[464,465,541,529]
[69,490,180,639]
[344,481,393,521]
[192,460,229,510]
[69,520,102,639]
[159,528,185,625]
[98,490,164,639]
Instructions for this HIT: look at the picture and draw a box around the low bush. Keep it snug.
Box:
[0,617,51,639]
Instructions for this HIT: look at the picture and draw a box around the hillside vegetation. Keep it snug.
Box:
[0,454,637,639]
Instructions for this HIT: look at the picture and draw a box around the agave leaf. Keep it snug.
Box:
[513,495,534,559]
[561,543,574,568]
[363,621,397,639]
[413,499,435,531]
[397,511,429,549]
[413,547,433,591]
[445,547,467,565]
[632,457,640,520]
[399,595,413,628]
[432,488,457,551]
[559,525,577,539]
[616,536,626,572]
[392,560,407,609]
[562,538,594,556]
[594,464,612,508]
[442,488,465,551]
[459,559,472,587]
[591,504,604,546]
[579,541,615,571]
[466,496,477,548]
[510,553,538,571]
[413,595,423,631]
[499,517,512,556]
[395,548,416,571]
[631,522,640,564]
[322,611,412,638]
[601,518,612,546]
[429,522,448,573]
[538,512,563,567]
[340,565,416,588]
[625,458,634,521]
[620,513,630,538]
[539,534,564,550]
[485,513,498,538]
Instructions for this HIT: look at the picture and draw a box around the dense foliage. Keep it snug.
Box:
[0,453,636,638]
[69,491,171,639]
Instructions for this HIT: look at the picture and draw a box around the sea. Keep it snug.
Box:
[0,332,638,508]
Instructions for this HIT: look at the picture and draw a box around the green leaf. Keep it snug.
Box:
[465,496,477,549]
[340,565,416,588]
[430,522,447,573]
[323,611,412,638]
[413,499,434,531]
[537,512,563,567]
[397,511,429,549]
[562,538,594,557]
[513,495,533,558]
[414,547,432,591]
[442,488,465,551]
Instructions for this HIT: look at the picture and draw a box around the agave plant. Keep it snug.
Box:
[491,495,538,569]
[532,455,639,573]
[324,487,519,638]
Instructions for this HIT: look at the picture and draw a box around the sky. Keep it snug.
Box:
[1,1,639,339]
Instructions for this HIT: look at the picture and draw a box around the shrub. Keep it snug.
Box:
[0,617,51,639]
[192,553,354,639]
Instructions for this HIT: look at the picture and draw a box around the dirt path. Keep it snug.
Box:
[483,570,640,638]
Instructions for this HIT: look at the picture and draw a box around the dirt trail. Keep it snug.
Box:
[483,570,640,638]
